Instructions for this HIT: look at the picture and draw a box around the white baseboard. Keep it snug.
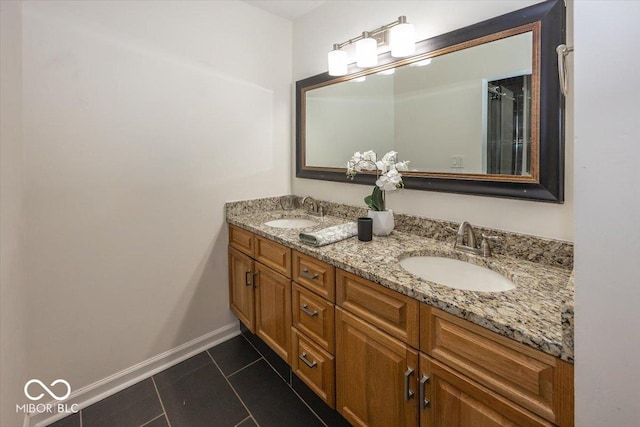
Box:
[28,322,240,427]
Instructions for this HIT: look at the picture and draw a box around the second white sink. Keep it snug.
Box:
[264,218,318,229]
[399,256,515,292]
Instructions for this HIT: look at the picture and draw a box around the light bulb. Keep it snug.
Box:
[356,32,378,68]
[390,17,415,58]
[328,45,348,76]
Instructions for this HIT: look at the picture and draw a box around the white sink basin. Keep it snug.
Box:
[399,256,515,292]
[264,218,318,229]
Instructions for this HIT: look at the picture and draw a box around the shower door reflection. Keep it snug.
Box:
[485,74,531,175]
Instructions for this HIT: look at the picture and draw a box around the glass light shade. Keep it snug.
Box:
[328,49,348,76]
[356,37,378,68]
[390,22,415,57]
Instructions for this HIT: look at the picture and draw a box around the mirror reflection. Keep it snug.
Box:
[305,31,534,177]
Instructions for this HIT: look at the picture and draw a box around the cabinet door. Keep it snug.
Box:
[336,307,418,427]
[255,262,292,364]
[228,246,255,332]
[419,354,553,427]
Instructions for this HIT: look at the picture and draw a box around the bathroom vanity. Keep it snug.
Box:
[226,197,574,427]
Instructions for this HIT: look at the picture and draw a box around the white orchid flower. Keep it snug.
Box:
[381,151,398,164]
[376,169,403,192]
[394,161,409,171]
[375,160,388,173]
[363,150,377,163]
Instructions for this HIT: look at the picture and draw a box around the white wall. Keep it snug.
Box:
[20,0,291,393]
[293,0,575,241]
[0,2,29,424]
[574,1,640,425]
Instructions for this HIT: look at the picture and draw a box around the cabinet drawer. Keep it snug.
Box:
[421,305,574,426]
[293,251,335,302]
[228,224,254,257]
[420,354,554,427]
[255,235,291,278]
[292,283,335,353]
[291,327,335,408]
[336,269,419,348]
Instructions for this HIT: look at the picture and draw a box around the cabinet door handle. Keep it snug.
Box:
[252,272,259,288]
[299,352,317,368]
[300,304,319,317]
[301,269,319,280]
[419,374,431,409]
[404,367,415,400]
[244,271,252,286]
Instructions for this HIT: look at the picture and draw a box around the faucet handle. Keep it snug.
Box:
[480,234,501,257]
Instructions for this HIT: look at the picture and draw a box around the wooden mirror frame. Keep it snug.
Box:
[296,0,565,202]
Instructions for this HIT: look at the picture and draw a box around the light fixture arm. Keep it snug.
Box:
[333,16,408,50]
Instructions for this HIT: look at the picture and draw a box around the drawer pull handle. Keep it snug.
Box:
[252,272,259,288]
[299,352,317,368]
[301,304,319,317]
[404,367,415,401]
[301,269,319,280]
[419,374,431,409]
[244,271,252,287]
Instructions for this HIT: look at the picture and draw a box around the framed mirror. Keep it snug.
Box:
[296,0,565,202]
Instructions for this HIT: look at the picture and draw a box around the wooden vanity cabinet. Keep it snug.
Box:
[228,225,292,363]
[336,307,419,427]
[229,225,574,427]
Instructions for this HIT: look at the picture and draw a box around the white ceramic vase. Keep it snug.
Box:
[368,209,395,236]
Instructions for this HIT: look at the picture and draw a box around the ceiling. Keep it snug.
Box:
[243,1,326,21]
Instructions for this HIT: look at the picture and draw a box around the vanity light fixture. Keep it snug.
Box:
[327,16,416,76]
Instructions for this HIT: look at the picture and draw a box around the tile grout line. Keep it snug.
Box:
[206,351,260,427]
[238,334,290,384]
[238,333,327,427]
[225,356,264,378]
[151,376,172,427]
[139,413,165,427]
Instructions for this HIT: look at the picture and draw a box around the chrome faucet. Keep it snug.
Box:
[452,221,499,257]
[301,196,324,217]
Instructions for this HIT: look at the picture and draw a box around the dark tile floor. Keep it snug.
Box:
[49,334,333,427]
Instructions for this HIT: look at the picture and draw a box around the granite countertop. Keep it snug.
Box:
[227,207,574,363]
